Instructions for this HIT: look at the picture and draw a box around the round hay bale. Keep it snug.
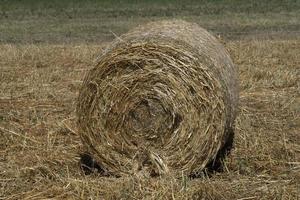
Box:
[77,20,239,177]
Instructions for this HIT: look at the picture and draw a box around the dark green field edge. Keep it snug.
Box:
[0,0,299,43]
[1,28,299,44]
[1,0,300,17]
[1,0,299,21]
[0,19,299,44]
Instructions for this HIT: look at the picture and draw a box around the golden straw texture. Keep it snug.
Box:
[77,20,239,177]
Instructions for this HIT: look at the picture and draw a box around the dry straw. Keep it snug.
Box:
[77,20,239,177]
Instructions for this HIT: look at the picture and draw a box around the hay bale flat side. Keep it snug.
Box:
[77,20,239,177]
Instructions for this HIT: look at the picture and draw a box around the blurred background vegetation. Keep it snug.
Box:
[1,0,299,43]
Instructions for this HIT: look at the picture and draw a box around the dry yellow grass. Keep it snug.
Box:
[0,39,299,199]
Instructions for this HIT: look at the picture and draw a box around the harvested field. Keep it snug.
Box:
[0,0,299,199]
[1,39,299,199]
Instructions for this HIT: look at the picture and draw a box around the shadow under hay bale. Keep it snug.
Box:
[77,20,239,177]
